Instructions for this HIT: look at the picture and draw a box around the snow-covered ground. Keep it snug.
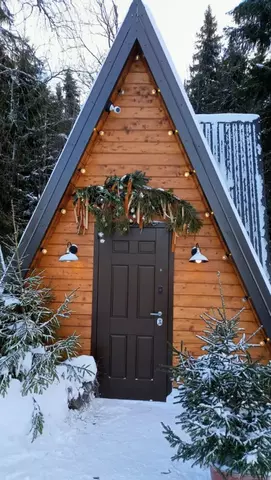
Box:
[0,393,210,480]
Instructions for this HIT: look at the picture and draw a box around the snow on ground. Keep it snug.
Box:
[0,392,210,480]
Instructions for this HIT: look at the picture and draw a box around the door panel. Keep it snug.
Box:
[95,225,170,401]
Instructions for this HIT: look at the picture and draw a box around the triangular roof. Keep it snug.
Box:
[19,0,271,335]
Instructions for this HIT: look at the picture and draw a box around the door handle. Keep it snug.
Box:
[150,311,162,317]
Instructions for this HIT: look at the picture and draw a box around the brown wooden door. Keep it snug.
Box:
[94,225,171,401]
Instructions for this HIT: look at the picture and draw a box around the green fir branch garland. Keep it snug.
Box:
[73,171,203,246]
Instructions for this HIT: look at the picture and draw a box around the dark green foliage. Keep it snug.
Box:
[186,6,222,113]
[0,8,81,245]
[0,41,68,242]
[230,0,271,54]
[30,398,44,442]
[163,275,271,478]
[63,68,80,128]
[73,171,203,238]
[186,0,271,244]
[0,215,80,397]
[228,0,271,249]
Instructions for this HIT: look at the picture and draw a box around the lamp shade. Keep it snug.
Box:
[189,244,208,263]
[59,243,78,262]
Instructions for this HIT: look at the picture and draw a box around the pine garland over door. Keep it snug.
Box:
[73,171,203,251]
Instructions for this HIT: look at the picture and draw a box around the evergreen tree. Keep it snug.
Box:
[231,0,271,54]
[229,0,271,249]
[218,36,249,112]
[163,274,271,478]
[0,37,71,243]
[63,68,80,124]
[186,6,222,113]
[0,211,92,439]
[0,212,80,397]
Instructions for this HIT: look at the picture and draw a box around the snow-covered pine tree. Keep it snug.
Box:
[185,5,222,114]
[0,210,83,438]
[163,273,271,479]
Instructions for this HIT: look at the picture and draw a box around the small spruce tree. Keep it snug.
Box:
[0,210,82,440]
[163,273,271,479]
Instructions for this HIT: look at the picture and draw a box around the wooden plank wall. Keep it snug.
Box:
[34,54,270,361]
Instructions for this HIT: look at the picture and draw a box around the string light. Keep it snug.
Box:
[135,55,140,60]
[168,129,178,136]
[222,253,232,261]
[79,167,86,174]
[118,89,125,95]
[205,212,210,218]
[184,169,196,177]
[151,88,157,95]
[41,248,47,255]
[99,130,105,136]
[60,208,67,215]
[242,295,249,303]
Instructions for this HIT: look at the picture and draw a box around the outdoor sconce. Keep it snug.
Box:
[105,101,121,114]
[189,243,208,264]
[59,242,79,262]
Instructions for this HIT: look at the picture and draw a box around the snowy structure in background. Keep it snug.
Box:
[197,113,269,274]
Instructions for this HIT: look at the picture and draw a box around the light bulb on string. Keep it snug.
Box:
[79,167,86,174]
[41,248,47,255]
[60,208,67,215]
[205,212,210,218]
[99,130,105,136]
[184,169,195,178]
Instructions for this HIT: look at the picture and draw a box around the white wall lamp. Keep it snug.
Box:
[189,243,208,264]
[105,101,121,114]
[59,242,79,262]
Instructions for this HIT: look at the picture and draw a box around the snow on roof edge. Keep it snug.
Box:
[197,113,260,123]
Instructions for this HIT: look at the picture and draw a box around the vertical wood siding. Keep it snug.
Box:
[33,56,270,361]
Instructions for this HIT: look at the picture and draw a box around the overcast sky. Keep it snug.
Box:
[23,0,241,85]
[113,0,240,79]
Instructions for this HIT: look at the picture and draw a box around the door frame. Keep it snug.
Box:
[91,223,174,396]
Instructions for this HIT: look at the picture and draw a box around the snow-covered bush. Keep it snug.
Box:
[0,218,95,440]
[0,355,97,441]
[163,273,271,479]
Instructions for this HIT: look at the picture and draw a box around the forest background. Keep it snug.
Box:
[0,0,270,254]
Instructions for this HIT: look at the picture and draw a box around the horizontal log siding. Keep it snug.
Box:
[33,57,270,360]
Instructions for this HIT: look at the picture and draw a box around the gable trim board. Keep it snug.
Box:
[19,0,271,336]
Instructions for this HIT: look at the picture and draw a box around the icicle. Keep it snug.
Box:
[171,231,177,252]
[161,201,167,219]
[85,199,89,230]
[124,178,133,217]
[168,204,174,222]
[137,203,141,225]
[74,204,79,225]
[127,192,134,212]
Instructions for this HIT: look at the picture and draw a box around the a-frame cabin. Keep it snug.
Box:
[19,0,271,401]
